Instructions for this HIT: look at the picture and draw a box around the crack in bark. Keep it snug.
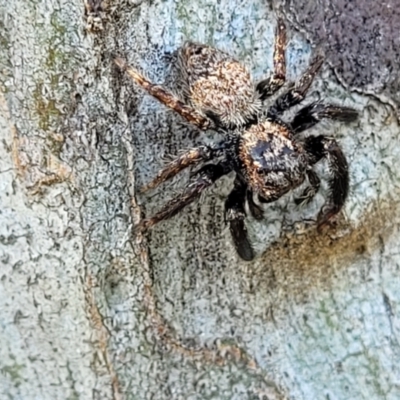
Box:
[85,273,123,400]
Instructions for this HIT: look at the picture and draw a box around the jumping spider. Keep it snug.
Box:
[115,19,358,261]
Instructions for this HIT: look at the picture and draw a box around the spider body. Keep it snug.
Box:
[115,19,358,261]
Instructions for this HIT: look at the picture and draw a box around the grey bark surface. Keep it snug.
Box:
[1,1,400,399]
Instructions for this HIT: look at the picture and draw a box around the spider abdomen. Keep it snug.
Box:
[178,42,261,127]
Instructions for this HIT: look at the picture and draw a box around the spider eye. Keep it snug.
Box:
[193,47,203,55]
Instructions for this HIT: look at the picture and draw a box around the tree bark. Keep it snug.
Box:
[1,1,400,399]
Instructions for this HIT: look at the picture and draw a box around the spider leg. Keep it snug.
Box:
[256,18,287,100]
[294,169,321,206]
[114,57,211,130]
[225,178,255,261]
[304,135,349,229]
[141,142,226,192]
[247,189,264,220]
[138,162,231,231]
[267,55,324,118]
[291,102,358,134]
[258,195,270,204]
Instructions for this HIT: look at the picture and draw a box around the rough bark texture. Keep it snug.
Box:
[1,1,400,399]
[282,0,400,119]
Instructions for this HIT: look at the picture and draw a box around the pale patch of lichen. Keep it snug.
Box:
[32,81,62,132]
[29,10,77,137]
[175,0,217,45]
[0,14,11,93]
[0,362,25,388]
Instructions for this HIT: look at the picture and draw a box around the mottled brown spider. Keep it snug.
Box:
[115,19,358,261]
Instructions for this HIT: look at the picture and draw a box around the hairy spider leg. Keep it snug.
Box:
[291,102,358,134]
[138,162,232,231]
[267,55,324,118]
[225,178,255,261]
[141,142,227,192]
[304,135,349,229]
[246,189,264,220]
[290,102,357,204]
[256,18,287,100]
[114,57,211,130]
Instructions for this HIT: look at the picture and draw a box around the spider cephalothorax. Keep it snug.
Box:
[238,120,308,199]
[115,18,358,261]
